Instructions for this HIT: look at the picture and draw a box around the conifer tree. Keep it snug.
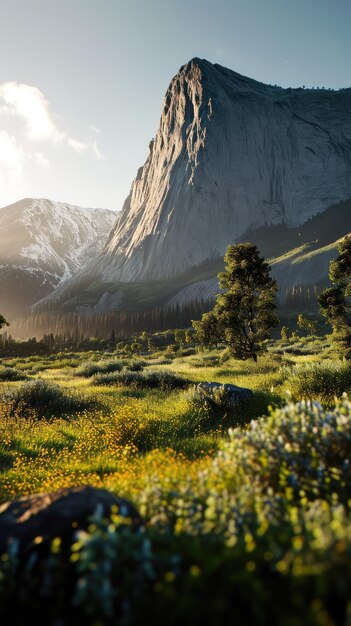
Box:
[0,314,9,330]
[319,236,351,359]
[193,243,279,361]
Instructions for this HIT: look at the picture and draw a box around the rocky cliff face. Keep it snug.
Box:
[0,198,115,316]
[37,58,351,314]
[100,57,351,282]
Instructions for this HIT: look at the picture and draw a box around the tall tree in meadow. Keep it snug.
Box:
[193,243,279,361]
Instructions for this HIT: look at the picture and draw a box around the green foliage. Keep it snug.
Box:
[75,359,126,377]
[93,369,190,390]
[192,310,223,348]
[0,314,9,330]
[319,236,351,359]
[280,325,290,341]
[75,362,104,377]
[174,329,186,348]
[4,379,94,418]
[296,314,317,335]
[271,334,330,356]
[193,243,279,361]
[127,359,146,372]
[319,286,348,324]
[0,367,27,381]
[285,361,351,405]
[184,386,277,432]
[329,234,351,286]
[185,328,194,345]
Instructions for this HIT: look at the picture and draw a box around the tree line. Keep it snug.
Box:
[9,299,213,341]
[2,238,351,361]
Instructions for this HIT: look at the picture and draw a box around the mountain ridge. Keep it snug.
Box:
[0,198,116,317]
[34,57,351,313]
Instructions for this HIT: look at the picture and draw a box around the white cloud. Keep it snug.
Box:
[67,137,88,154]
[33,152,50,168]
[0,82,65,142]
[0,130,24,185]
[0,81,104,160]
[93,140,105,160]
[0,82,105,200]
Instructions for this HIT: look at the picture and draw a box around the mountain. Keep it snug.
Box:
[38,58,351,313]
[0,198,116,317]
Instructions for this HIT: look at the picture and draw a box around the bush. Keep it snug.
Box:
[188,354,221,368]
[74,362,101,377]
[183,386,278,433]
[146,355,173,365]
[93,369,190,390]
[75,359,124,378]
[127,360,145,372]
[4,379,94,418]
[285,361,351,405]
[0,367,27,381]
[179,347,196,357]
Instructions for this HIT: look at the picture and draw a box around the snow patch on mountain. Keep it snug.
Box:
[0,197,116,315]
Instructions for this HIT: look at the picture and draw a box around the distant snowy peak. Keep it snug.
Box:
[14,198,116,280]
[0,198,116,315]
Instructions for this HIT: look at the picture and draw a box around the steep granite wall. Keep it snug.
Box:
[101,57,351,282]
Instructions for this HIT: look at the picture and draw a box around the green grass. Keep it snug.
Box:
[1,336,351,624]
[0,336,341,498]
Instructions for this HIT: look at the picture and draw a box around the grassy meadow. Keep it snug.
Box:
[0,334,351,624]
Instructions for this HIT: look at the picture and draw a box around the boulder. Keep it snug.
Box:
[0,485,141,554]
[197,381,253,406]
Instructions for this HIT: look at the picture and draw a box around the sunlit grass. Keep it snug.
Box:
[0,335,344,504]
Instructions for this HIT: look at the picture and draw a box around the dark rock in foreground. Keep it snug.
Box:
[0,485,141,554]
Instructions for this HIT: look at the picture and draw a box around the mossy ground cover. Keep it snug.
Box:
[0,335,351,624]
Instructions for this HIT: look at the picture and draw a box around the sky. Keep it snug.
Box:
[0,0,350,211]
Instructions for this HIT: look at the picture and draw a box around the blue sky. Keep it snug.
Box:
[0,0,350,210]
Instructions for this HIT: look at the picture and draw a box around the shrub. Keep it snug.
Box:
[102,359,125,374]
[188,354,221,368]
[285,361,351,404]
[75,359,124,378]
[183,386,278,433]
[0,367,27,381]
[74,362,101,377]
[179,347,196,357]
[163,344,178,359]
[127,360,145,372]
[93,371,143,387]
[93,369,190,390]
[146,355,173,365]
[4,379,94,418]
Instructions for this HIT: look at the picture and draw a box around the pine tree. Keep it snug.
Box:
[193,243,279,361]
[0,314,9,330]
[319,237,351,359]
[296,314,317,335]
[280,326,290,341]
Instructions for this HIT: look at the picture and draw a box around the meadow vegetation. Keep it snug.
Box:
[0,333,350,624]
